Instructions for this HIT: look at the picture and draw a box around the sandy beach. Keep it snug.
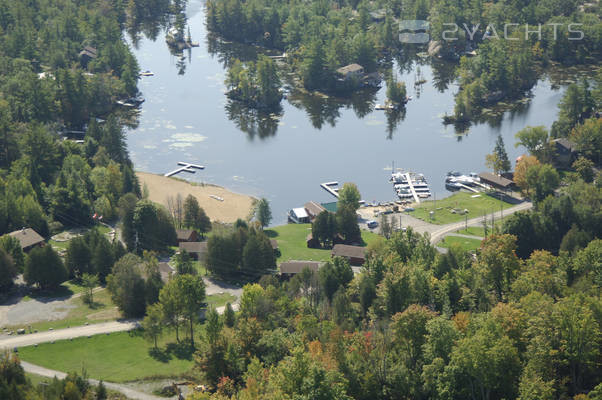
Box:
[136,172,256,223]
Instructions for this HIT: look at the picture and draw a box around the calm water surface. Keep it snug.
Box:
[127,1,567,224]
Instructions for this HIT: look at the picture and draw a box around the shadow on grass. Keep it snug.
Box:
[166,341,195,361]
[149,347,171,363]
[264,229,279,238]
[27,284,75,302]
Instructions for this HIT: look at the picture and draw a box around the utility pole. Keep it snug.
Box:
[465,213,468,231]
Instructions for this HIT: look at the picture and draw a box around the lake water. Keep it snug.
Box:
[126,0,568,224]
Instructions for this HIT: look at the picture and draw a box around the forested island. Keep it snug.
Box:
[0,1,601,400]
[206,0,600,122]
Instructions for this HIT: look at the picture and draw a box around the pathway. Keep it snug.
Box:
[21,361,164,400]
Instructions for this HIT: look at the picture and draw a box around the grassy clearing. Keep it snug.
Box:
[266,224,380,262]
[206,292,236,308]
[22,280,86,301]
[18,330,195,383]
[11,288,119,332]
[455,226,486,237]
[408,192,512,225]
[439,236,483,252]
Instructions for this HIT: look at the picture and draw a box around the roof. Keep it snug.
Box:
[158,262,175,283]
[270,239,278,250]
[178,241,207,254]
[552,138,577,152]
[279,260,322,275]
[478,172,514,188]
[332,244,366,260]
[176,229,197,240]
[321,202,338,213]
[337,63,364,75]
[79,46,98,59]
[291,207,309,219]
[8,228,44,249]
[304,201,326,217]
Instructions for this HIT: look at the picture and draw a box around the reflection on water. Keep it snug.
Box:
[125,0,581,224]
[225,101,282,140]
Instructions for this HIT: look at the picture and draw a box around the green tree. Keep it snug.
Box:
[386,77,407,105]
[24,245,67,289]
[224,302,236,327]
[572,156,594,182]
[515,126,550,162]
[338,183,361,212]
[81,273,99,305]
[142,303,164,348]
[312,210,336,247]
[477,234,521,303]
[65,236,92,278]
[106,253,147,318]
[486,135,511,174]
[131,200,177,252]
[0,235,24,271]
[174,249,195,275]
[177,274,206,346]
[0,248,16,292]
[336,205,361,243]
[255,198,272,228]
[183,194,211,236]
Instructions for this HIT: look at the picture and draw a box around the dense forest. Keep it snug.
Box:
[206,0,600,119]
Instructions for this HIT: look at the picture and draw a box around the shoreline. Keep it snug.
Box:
[136,171,257,224]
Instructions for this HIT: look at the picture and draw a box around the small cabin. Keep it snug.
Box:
[279,260,322,279]
[78,46,97,68]
[8,228,45,252]
[336,64,364,81]
[176,229,199,243]
[178,241,207,261]
[331,244,366,266]
[551,138,578,168]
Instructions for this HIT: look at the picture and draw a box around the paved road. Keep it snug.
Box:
[0,320,139,349]
[429,201,533,245]
[21,361,164,400]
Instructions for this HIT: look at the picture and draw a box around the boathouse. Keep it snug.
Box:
[331,244,366,266]
[289,207,310,224]
[8,228,45,252]
[478,172,515,192]
[279,260,322,279]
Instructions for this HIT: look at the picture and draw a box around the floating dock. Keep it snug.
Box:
[165,162,205,177]
[320,181,340,198]
[402,173,421,203]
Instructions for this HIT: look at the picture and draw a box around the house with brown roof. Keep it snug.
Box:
[279,260,322,278]
[551,138,578,168]
[176,229,199,243]
[304,201,326,220]
[331,244,366,266]
[8,228,45,252]
[179,241,208,261]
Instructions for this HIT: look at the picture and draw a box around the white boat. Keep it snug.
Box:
[140,70,154,77]
[391,171,432,201]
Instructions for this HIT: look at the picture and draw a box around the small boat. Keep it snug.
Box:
[140,70,154,77]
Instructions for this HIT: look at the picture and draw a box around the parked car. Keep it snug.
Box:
[367,220,379,229]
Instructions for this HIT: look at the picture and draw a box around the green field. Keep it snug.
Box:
[408,192,512,225]
[18,331,195,382]
[266,224,380,262]
[438,235,483,252]
[206,292,236,308]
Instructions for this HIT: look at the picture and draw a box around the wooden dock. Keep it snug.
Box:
[456,182,480,193]
[402,173,421,204]
[165,162,205,177]
[320,182,340,198]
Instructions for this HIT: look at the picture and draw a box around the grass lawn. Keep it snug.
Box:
[22,280,86,301]
[206,292,236,308]
[408,192,512,225]
[266,224,380,263]
[455,226,486,237]
[439,236,483,252]
[18,330,195,383]
[12,288,120,332]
